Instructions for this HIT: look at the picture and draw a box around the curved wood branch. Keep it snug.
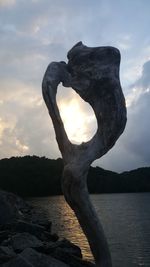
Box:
[42,42,127,267]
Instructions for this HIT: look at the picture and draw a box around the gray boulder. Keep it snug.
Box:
[20,248,69,266]
[0,190,31,225]
[0,231,10,243]
[2,249,69,266]
[1,254,34,267]
[12,220,45,235]
[0,190,95,266]
[41,238,82,258]
[10,232,43,252]
[0,191,19,225]
[53,239,82,258]
[10,220,57,241]
[52,247,95,267]
[0,246,16,264]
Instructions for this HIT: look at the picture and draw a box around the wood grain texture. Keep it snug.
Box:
[42,42,127,266]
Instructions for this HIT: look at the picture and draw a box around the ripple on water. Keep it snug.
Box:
[28,193,150,267]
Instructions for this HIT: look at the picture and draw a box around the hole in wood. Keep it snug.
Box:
[57,84,97,144]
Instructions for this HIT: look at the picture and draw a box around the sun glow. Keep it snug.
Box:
[57,87,97,144]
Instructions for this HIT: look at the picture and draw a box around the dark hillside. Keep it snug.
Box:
[0,156,149,196]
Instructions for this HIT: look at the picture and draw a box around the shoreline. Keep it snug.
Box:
[0,189,95,266]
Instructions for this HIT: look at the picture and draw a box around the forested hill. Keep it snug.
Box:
[0,156,149,196]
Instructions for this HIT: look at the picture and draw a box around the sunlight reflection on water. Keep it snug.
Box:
[28,193,150,267]
[29,195,93,260]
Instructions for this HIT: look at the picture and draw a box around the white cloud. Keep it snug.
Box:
[126,59,150,107]
[57,86,97,144]
[0,0,150,171]
[126,87,143,107]
[96,59,150,171]
[0,0,16,7]
[116,34,132,51]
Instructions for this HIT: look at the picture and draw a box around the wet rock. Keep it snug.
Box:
[0,191,19,225]
[0,231,10,243]
[2,248,69,267]
[0,190,32,225]
[20,247,69,267]
[0,246,16,264]
[36,220,51,232]
[10,232,43,252]
[1,254,35,267]
[52,247,95,267]
[49,233,59,242]
[55,239,82,258]
[10,220,57,242]
[39,238,82,258]
[0,190,95,266]
[13,220,45,235]
[31,217,52,232]
[61,239,82,257]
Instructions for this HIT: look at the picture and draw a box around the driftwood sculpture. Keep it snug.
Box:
[42,42,127,267]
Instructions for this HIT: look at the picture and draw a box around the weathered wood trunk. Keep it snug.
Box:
[42,42,127,267]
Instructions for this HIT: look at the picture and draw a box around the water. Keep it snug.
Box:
[28,193,150,267]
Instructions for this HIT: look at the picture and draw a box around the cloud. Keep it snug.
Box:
[122,91,150,168]
[0,0,150,172]
[136,60,150,89]
[116,34,132,51]
[57,85,97,143]
[125,60,150,164]
[0,79,59,159]
[95,59,150,172]
[0,0,16,7]
[126,60,150,107]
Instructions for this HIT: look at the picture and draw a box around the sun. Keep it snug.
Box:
[57,86,97,144]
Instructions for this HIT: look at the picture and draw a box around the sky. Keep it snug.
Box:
[0,0,150,172]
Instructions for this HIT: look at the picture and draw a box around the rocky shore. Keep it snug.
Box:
[0,190,95,267]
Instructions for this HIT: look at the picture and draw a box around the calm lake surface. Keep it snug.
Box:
[28,193,150,267]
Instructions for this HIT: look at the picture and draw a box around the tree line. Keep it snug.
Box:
[0,156,149,196]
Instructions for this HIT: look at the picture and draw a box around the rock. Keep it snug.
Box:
[20,247,68,267]
[39,238,82,258]
[0,246,16,264]
[0,190,95,266]
[49,233,59,242]
[31,216,52,232]
[0,191,19,225]
[34,219,51,232]
[52,247,95,267]
[10,232,43,252]
[19,248,69,266]
[1,256,33,267]
[1,254,34,267]
[12,220,45,236]
[9,220,58,242]
[0,190,31,225]
[55,239,82,258]
[0,231,10,243]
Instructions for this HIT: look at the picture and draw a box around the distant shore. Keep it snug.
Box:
[0,156,150,197]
